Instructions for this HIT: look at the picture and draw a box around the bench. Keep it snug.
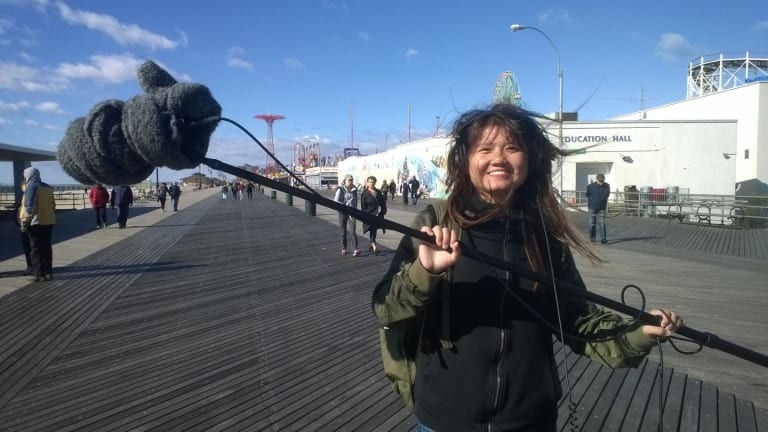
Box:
[2,203,17,220]
[695,203,712,225]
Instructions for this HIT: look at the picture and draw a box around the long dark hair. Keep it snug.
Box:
[445,104,601,281]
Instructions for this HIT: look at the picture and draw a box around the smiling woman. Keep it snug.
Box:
[373,103,685,432]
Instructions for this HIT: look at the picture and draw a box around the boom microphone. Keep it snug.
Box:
[57,60,219,185]
[56,60,768,369]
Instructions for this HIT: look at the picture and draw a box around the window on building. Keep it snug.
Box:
[745,149,750,159]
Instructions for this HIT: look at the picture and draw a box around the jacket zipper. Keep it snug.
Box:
[487,217,512,431]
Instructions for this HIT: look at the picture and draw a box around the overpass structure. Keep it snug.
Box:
[0,142,57,204]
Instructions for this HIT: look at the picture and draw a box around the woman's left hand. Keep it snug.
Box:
[641,309,685,339]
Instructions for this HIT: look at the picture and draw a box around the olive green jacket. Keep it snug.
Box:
[373,202,657,370]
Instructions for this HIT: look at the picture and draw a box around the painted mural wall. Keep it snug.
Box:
[337,136,453,199]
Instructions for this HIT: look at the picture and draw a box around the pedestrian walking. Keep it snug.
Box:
[169,182,182,211]
[157,182,169,211]
[110,185,133,229]
[89,183,110,228]
[334,174,360,256]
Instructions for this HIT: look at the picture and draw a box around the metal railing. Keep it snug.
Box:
[563,190,768,228]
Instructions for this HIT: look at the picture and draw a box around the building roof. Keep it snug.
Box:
[0,142,57,162]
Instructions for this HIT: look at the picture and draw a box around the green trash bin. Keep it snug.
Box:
[285,194,293,206]
[305,200,316,216]
[270,190,277,199]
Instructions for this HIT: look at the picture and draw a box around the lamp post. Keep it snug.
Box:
[510,24,564,193]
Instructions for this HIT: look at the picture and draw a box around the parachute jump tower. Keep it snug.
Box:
[254,114,285,176]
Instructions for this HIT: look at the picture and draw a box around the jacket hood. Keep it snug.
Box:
[23,167,40,183]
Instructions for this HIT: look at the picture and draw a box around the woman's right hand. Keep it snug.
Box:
[418,226,461,274]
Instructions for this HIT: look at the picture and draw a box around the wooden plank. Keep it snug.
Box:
[661,371,688,431]
[579,368,628,431]
[756,405,768,431]
[679,378,701,432]
[599,361,647,431]
[718,392,737,432]
[699,382,719,432]
[736,398,759,432]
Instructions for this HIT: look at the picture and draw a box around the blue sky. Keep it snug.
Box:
[1,0,766,185]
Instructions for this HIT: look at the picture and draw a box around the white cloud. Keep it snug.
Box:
[405,48,419,59]
[23,119,60,130]
[359,31,370,42]
[56,54,143,83]
[36,101,64,113]
[754,20,768,32]
[0,100,31,112]
[55,1,180,50]
[0,18,13,34]
[227,46,245,56]
[655,33,696,63]
[226,46,254,71]
[0,0,50,13]
[19,52,34,62]
[0,61,67,92]
[227,57,254,71]
[284,57,304,70]
[536,7,575,24]
[0,117,12,127]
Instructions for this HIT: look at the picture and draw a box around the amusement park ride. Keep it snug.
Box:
[493,71,523,106]
[293,140,321,172]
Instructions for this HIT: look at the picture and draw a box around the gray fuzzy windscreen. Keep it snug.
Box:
[57,60,222,185]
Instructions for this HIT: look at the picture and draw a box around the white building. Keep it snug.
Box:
[339,53,767,198]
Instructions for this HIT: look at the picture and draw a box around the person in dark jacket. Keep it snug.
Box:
[408,176,420,205]
[399,177,409,204]
[372,104,683,432]
[169,182,182,211]
[360,175,387,255]
[156,182,169,211]
[89,184,110,228]
[586,173,611,244]
[110,185,133,229]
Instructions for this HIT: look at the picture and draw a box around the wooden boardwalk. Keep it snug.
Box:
[0,192,766,431]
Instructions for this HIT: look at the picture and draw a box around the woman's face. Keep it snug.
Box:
[367,178,376,189]
[468,125,529,204]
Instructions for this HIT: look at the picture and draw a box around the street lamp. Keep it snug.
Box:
[510,24,564,192]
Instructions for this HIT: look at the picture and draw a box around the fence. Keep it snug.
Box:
[563,189,768,228]
[1,186,161,214]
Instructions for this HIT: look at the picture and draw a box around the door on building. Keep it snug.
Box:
[575,162,613,192]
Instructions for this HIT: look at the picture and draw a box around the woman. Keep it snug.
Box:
[372,104,683,431]
[360,176,387,255]
[89,184,109,227]
[334,174,360,256]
